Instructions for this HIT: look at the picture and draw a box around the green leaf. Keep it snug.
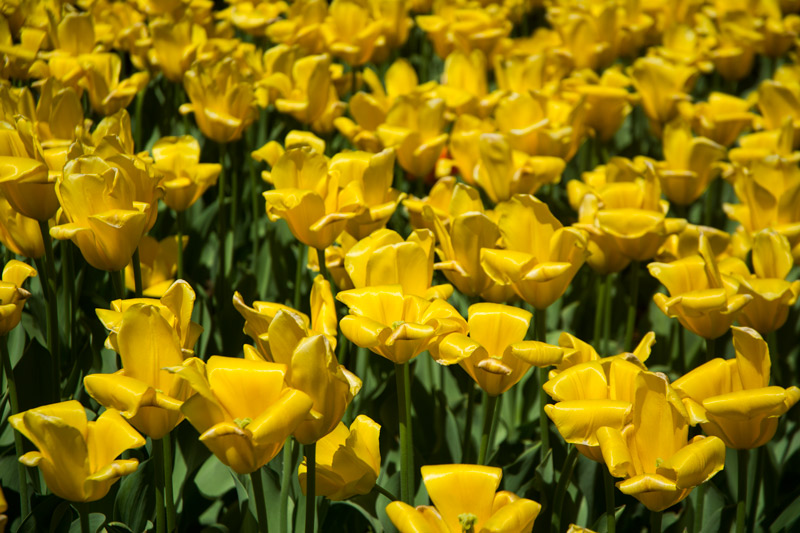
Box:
[195,456,235,500]
[68,512,105,533]
[113,456,155,533]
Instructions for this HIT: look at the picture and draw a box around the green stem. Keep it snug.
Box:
[134,88,146,150]
[737,449,748,533]
[152,439,167,533]
[706,337,716,360]
[62,240,75,366]
[374,484,399,502]
[132,247,143,298]
[37,220,60,397]
[79,502,90,533]
[650,510,663,533]
[703,177,719,227]
[535,309,550,459]
[112,269,126,300]
[251,468,269,533]
[477,392,498,466]
[693,482,705,533]
[279,438,293,533]
[603,273,612,354]
[176,211,185,281]
[553,445,579,533]
[1,336,28,518]
[293,244,306,310]
[395,362,413,504]
[594,274,606,345]
[624,261,640,351]
[305,443,316,533]
[603,468,616,533]
[461,385,476,463]
[249,132,260,275]
[317,247,332,289]
[748,446,763,533]
[217,141,228,290]
[163,432,176,532]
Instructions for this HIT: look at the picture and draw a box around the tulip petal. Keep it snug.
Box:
[656,435,725,489]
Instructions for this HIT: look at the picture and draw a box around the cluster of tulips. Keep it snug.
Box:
[1,0,800,532]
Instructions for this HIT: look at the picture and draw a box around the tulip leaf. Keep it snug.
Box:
[770,490,800,533]
[18,495,71,533]
[68,512,105,533]
[325,500,383,532]
[113,456,155,533]
[195,456,235,499]
[104,522,134,533]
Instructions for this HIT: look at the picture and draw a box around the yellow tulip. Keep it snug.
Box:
[298,415,380,501]
[649,235,752,339]
[50,156,150,272]
[709,21,760,82]
[82,53,150,116]
[220,2,289,36]
[329,149,405,239]
[272,54,342,127]
[124,235,186,298]
[680,92,756,147]
[84,304,191,439]
[415,3,512,59]
[0,485,6,532]
[152,135,222,212]
[756,80,800,148]
[180,57,258,143]
[344,228,452,300]
[0,154,56,222]
[629,56,698,137]
[386,464,541,533]
[168,356,314,474]
[0,190,43,259]
[369,0,413,61]
[377,96,448,178]
[96,279,203,355]
[437,303,566,396]
[547,2,618,71]
[441,114,495,185]
[597,372,726,512]
[0,260,36,335]
[263,147,361,250]
[266,0,328,54]
[673,326,800,449]
[337,284,467,365]
[320,0,383,66]
[656,223,732,263]
[655,119,726,206]
[437,50,497,118]
[147,17,207,83]
[9,400,145,502]
[403,175,458,231]
[550,330,655,378]
[481,194,589,310]
[563,66,637,143]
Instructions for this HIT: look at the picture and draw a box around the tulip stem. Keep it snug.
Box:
[134,89,146,149]
[250,468,269,533]
[248,126,260,276]
[304,443,316,533]
[216,142,229,347]
[279,437,293,533]
[535,309,550,459]
[624,261,640,351]
[461,385,476,462]
[737,449,748,533]
[594,274,607,345]
[152,438,167,533]
[395,362,414,504]
[78,502,90,533]
[705,337,716,360]
[1,336,28,519]
[317,247,332,288]
[749,446,764,532]
[477,392,498,465]
[650,510,663,532]
[176,211,185,281]
[112,269,126,300]
[374,484,399,501]
[163,432,177,532]
[603,274,612,354]
[132,247,144,298]
[293,244,306,310]
[37,220,60,397]
[553,445,579,533]
[603,468,616,533]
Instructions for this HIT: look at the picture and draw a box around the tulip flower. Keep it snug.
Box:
[263,147,362,250]
[440,115,495,185]
[152,135,222,212]
[298,415,380,500]
[147,18,207,83]
[271,54,343,128]
[655,119,726,206]
[415,3,512,59]
[386,464,541,533]
[757,80,800,146]
[124,235,186,298]
[0,260,36,335]
[481,194,589,310]
[180,57,258,143]
[656,224,732,263]
[0,151,57,223]
[629,56,698,136]
[344,228,452,299]
[320,0,383,66]
[649,235,752,339]
[597,372,726,512]
[709,23,759,82]
[337,284,467,365]
[547,2,619,71]
[9,400,145,502]
[437,303,566,396]
[168,356,314,474]
[0,190,43,259]
[403,175,458,231]
[82,53,150,116]
[672,326,800,449]
[437,50,498,118]
[562,66,637,143]
[378,96,448,179]
[680,92,756,147]
[84,304,192,439]
[550,331,656,377]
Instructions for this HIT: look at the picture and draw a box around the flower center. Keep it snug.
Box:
[459,512,477,533]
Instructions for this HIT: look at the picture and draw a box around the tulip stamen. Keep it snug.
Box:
[459,512,477,533]
[234,417,252,429]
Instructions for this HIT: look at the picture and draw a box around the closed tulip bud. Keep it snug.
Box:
[0,260,36,335]
[0,148,58,223]
[9,401,145,502]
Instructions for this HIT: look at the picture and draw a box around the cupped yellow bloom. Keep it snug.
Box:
[329,149,405,239]
[50,155,150,272]
[0,190,43,259]
[147,17,207,83]
[656,223,732,263]
[272,54,343,128]
[377,96,448,178]
[386,464,541,533]
[263,147,362,249]
[9,401,145,502]
[321,0,383,66]
[219,1,289,37]
[0,149,57,223]
[628,56,698,137]
[440,114,495,185]
[649,235,752,339]
[81,53,149,116]
[756,80,800,147]
[168,356,314,474]
[550,330,655,378]
[655,119,726,206]
[673,326,800,449]
[298,414,380,500]
[597,372,726,512]
[562,66,637,143]
[481,194,589,310]
[437,303,566,396]
[266,0,328,53]
[720,229,800,335]
[84,304,192,439]
[180,57,258,143]
[344,228,452,299]
[546,1,619,71]
[680,92,756,147]
[124,235,186,298]
[152,135,221,212]
[0,260,36,335]
[415,3,512,59]
[403,175,457,230]
[437,50,497,118]
[337,284,467,365]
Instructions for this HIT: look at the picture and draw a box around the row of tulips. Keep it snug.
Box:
[2,0,800,533]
